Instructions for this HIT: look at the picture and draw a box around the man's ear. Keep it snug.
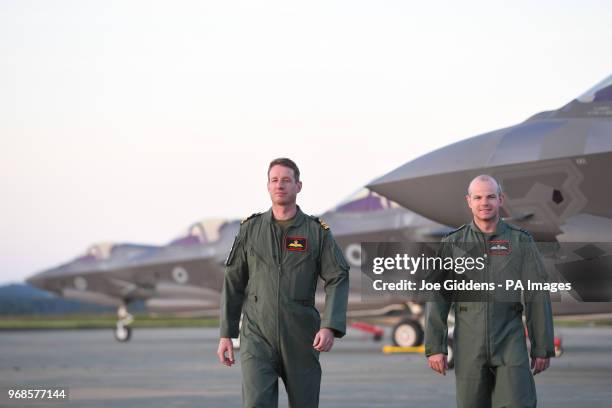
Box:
[465,194,470,206]
[498,192,505,207]
[296,181,303,193]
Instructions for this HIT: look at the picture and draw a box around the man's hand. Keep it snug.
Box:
[427,353,448,376]
[313,328,335,352]
[217,337,235,366]
[531,357,550,375]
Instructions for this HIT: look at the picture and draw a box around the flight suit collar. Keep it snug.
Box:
[263,206,307,228]
[469,218,508,238]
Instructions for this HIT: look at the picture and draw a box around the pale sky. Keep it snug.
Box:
[1,0,611,285]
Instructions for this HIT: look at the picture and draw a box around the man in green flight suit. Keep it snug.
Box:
[425,175,555,408]
[217,157,350,408]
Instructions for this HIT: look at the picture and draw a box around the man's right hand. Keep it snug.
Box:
[427,353,448,376]
[217,338,235,367]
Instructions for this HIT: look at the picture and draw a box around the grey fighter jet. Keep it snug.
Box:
[27,219,239,341]
[368,74,612,316]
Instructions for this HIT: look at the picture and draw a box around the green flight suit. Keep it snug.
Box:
[425,219,554,408]
[220,207,350,408]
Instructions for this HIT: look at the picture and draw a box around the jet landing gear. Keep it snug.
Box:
[391,318,424,348]
[390,302,426,347]
[114,304,134,342]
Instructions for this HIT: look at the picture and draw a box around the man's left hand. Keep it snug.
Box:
[313,328,335,352]
[531,357,550,375]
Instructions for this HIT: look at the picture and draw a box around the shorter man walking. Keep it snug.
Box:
[426,175,554,408]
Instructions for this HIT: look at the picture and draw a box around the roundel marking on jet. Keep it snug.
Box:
[345,243,362,268]
[172,266,189,284]
[74,276,87,291]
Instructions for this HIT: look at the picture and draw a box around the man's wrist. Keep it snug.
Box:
[531,347,554,358]
[321,327,341,337]
[425,343,448,357]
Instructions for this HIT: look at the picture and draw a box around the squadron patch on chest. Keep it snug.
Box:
[286,236,307,252]
[488,240,511,255]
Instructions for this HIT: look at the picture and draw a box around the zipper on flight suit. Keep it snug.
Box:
[477,231,493,365]
[272,221,294,353]
[280,224,295,333]
[485,235,492,365]
[271,223,283,353]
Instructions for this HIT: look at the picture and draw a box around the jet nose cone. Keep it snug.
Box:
[367,131,506,226]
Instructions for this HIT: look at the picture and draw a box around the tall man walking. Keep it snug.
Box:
[217,158,350,408]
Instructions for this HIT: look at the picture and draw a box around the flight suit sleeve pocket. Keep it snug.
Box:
[225,235,241,266]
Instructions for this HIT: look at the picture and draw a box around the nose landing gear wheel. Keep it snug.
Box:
[114,304,134,342]
[392,319,424,347]
[114,324,132,342]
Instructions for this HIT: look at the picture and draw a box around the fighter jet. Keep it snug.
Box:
[27,190,450,346]
[367,73,612,316]
[27,219,239,341]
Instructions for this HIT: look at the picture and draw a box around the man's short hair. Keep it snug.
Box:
[268,158,300,182]
[467,174,503,196]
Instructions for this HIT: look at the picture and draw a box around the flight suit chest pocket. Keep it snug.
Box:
[489,245,521,281]
[287,246,319,300]
[246,245,273,278]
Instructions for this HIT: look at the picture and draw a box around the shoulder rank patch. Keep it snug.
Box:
[318,218,330,230]
[507,223,532,236]
[445,224,466,237]
[309,215,330,230]
[241,212,262,225]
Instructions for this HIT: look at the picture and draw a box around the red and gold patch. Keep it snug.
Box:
[286,236,307,252]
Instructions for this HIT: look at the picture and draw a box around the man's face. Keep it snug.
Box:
[267,165,302,206]
[466,179,503,222]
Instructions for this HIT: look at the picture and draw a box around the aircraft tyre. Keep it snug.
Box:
[391,319,424,347]
[114,324,132,342]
